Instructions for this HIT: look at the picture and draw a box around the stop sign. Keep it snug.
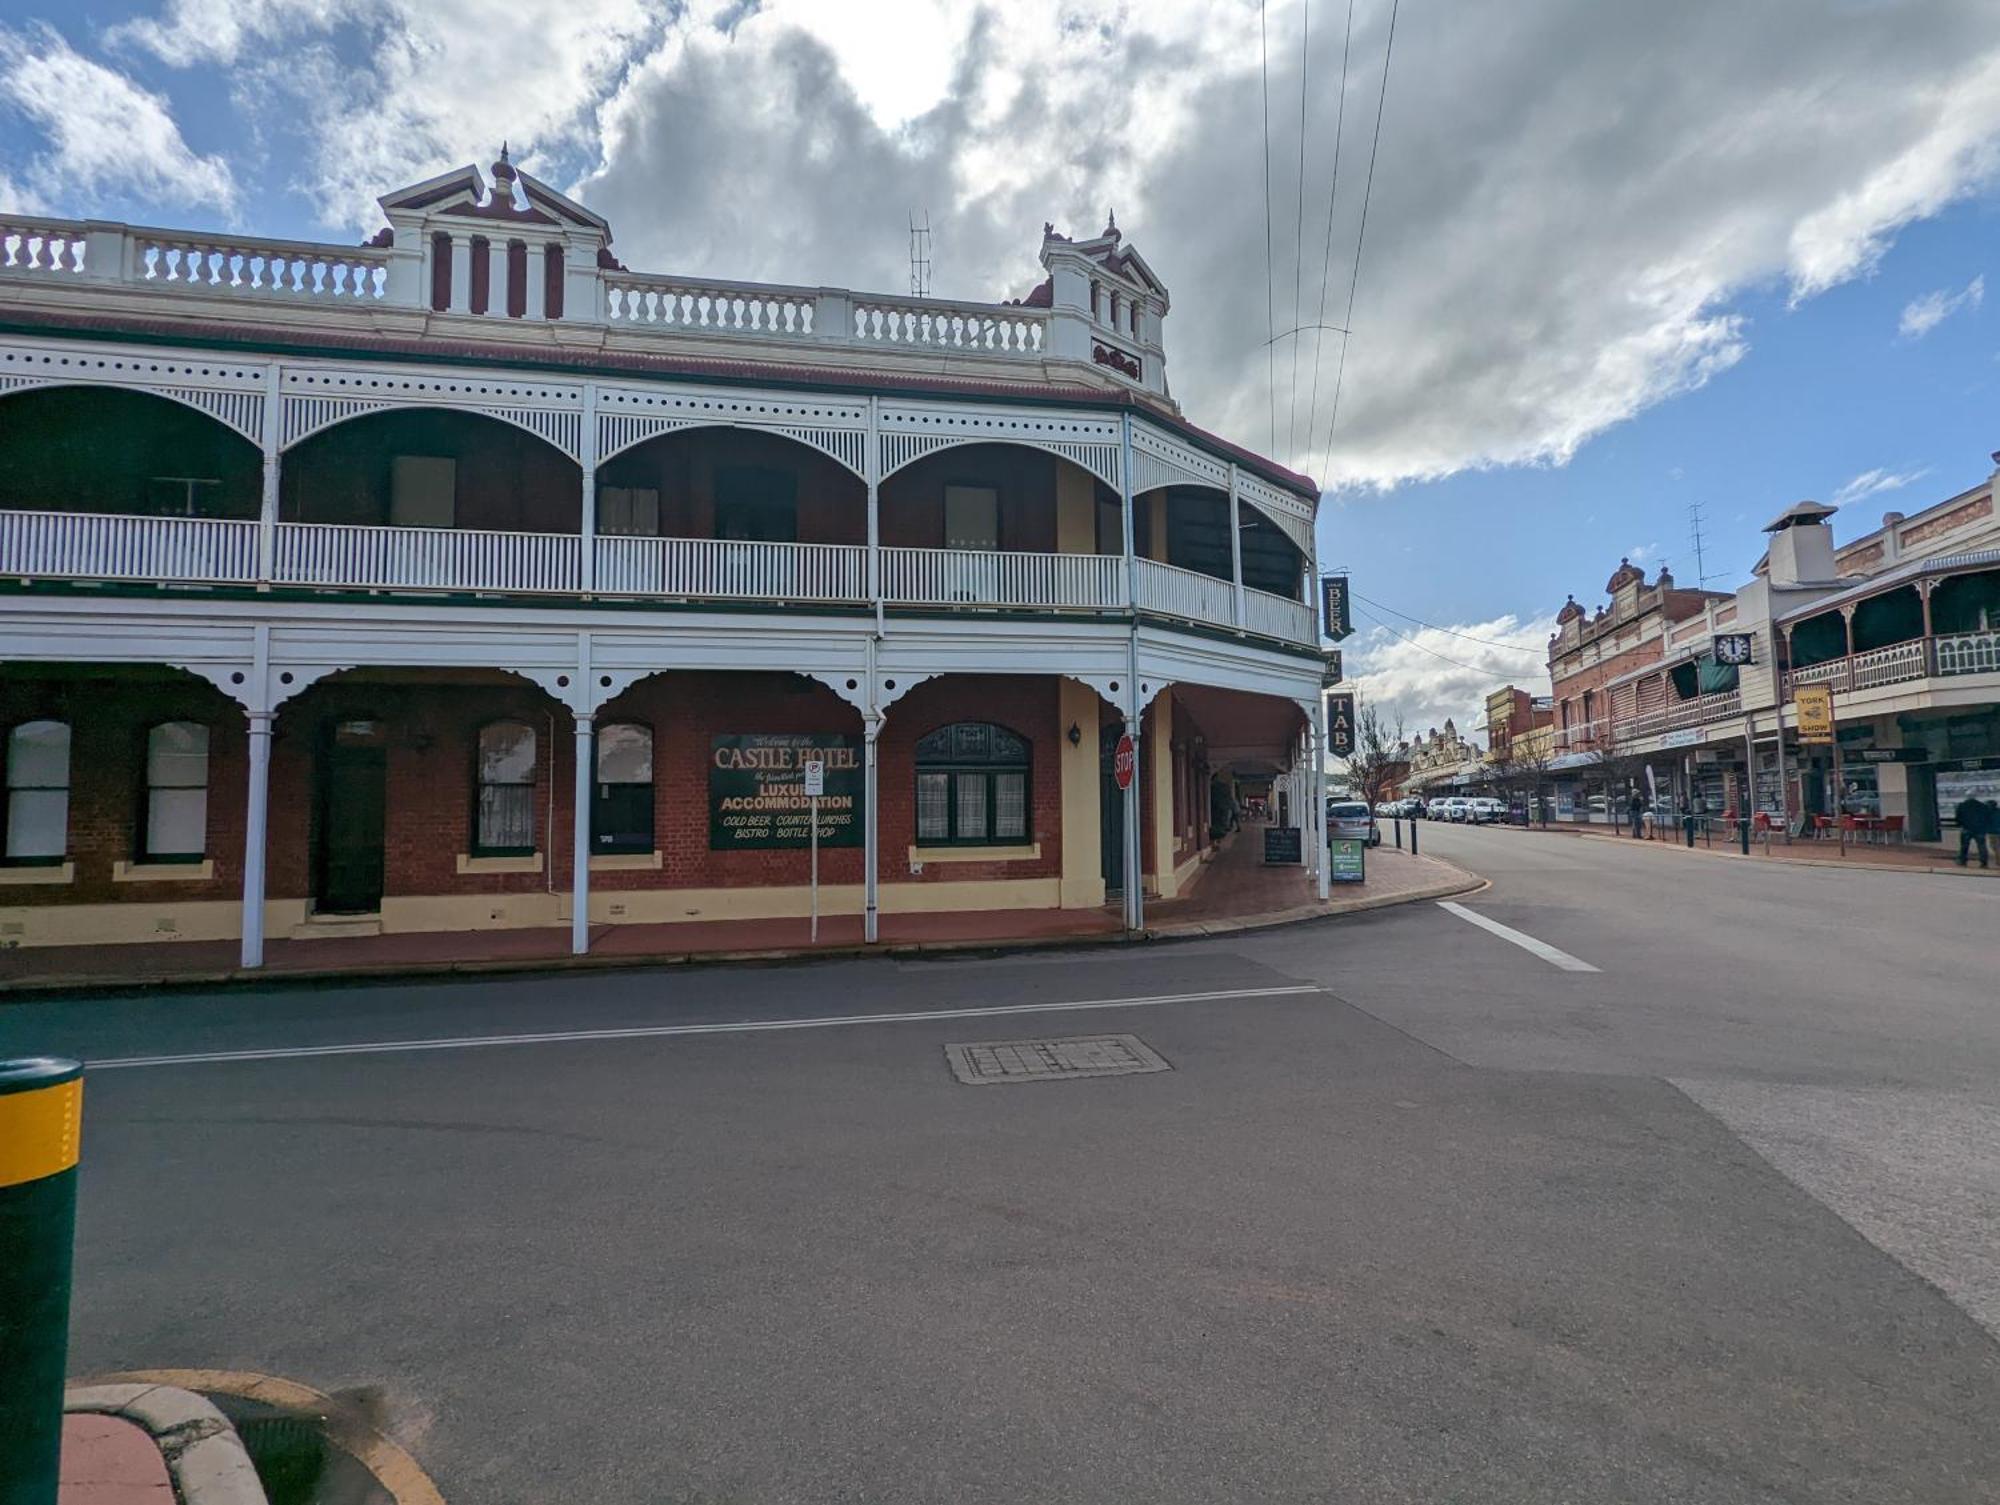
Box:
[1113,733,1136,791]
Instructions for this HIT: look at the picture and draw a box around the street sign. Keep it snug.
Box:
[1794,684,1834,744]
[1714,632,1754,665]
[1326,692,1356,758]
[802,758,825,797]
[1320,575,1353,641]
[1113,732,1136,790]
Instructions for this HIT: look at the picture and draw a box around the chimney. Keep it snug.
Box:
[1762,500,1838,586]
[1882,511,1906,564]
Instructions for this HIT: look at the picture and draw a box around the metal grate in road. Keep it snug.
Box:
[944,1033,1172,1085]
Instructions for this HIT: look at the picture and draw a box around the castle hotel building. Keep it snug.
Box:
[0,154,1331,964]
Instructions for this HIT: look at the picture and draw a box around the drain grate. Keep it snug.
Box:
[945,1033,1172,1085]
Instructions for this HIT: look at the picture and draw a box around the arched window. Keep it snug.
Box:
[593,723,654,855]
[474,720,537,856]
[915,722,1030,846]
[5,720,70,864]
[142,721,209,861]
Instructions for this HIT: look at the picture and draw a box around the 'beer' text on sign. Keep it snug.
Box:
[1320,575,1353,641]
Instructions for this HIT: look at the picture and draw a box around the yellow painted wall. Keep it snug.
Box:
[0,898,307,948]
[1055,460,1096,554]
[1150,689,1179,896]
[1059,679,1105,908]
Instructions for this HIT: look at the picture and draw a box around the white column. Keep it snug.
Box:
[864,713,882,943]
[448,235,472,314]
[571,711,593,956]
[1313,702,1330,898]
[258,366,280,584]
[868,396,883,632]
[524,243,547,321]
[1119,415,1144,932]
[240,710,273,968]
[579,384,598,593]
[487,238,509,318]
[1227,465,1246,627]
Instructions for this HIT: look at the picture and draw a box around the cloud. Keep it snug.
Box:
[1898,273,1985,337]
[1342,612,1557,746]
[58,1,2000,490]
[1832,465,1933,507]
[0,25,236,213]
[1627,542,1661,566]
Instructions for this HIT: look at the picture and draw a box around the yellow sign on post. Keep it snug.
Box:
[1795,684,1835,744]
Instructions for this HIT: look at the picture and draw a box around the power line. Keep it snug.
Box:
[1352,606,1506,677]
[1350,589,1547,656]
[1318,0,1400,485]
[1260,0,1278,457]
[1302,0,1354,476]
[1287,0,1310,460]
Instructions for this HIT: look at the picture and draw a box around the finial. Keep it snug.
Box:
[1104,207,1119,239]
[491,141,518,186]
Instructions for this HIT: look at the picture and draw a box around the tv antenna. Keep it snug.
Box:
[1688,500,1718,588]
[909,210,931,298]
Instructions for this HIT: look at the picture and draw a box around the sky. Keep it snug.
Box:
[4,0,2000,741]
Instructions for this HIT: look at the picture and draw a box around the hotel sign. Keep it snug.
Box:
[710,733,862,849]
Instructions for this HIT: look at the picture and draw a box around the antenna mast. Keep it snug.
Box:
[909,210,931,298]
[1689,500,1716,588]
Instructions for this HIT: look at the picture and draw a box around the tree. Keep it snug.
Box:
[1342,701,1407,812]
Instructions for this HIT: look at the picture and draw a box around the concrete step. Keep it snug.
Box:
[289,913,383,940]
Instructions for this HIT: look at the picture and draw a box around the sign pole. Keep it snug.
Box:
[802,756,826,944]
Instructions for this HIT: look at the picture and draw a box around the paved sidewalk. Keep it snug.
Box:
[1507,818,2000,878]
[0,831,1478,995]
[60,1413,174,1503]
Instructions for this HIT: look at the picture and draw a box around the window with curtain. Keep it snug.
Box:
[593,722,654,854]
[142,721,209,861]
[914,722,1030,846]
[474,720,537,855]
[5,720,70,864]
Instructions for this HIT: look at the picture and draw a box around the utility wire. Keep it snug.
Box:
[1287,0,1311,461]
[1318,0,1399,485]
[1301,0,1354,475]
[1350,589,1547,656]
[1260,0,1278,456]
[1353,606,1506,677]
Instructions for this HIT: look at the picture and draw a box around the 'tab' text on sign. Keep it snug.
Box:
[1325,692,1356,758]
[710,734,862,849]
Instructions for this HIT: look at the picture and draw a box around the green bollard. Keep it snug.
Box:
[0,1058,83,1505]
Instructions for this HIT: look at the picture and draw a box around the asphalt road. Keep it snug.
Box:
[5,825,1998,1503]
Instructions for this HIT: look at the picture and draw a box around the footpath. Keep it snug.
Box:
[1492,817,2000,879]
[0,830,1478,997]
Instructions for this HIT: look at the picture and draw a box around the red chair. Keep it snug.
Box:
[1881,815,1905,843]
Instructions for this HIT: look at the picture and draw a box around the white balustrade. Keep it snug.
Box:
[1788,658,1847,688]
[604,274,818,336]
[0,509,259,583]
[0,218,90,277]
[1242,586,1315,643]
[850,297,1047,354]
[594,536,866,602]
[879,547,1122,608]
[273,523,579,592]
[135,231,388,301]
[1851,640,1928,688]
[1936,629,2000,677]
[1135,558,1236,629]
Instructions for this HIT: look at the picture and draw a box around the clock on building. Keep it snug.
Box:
[1714,632,1754,665]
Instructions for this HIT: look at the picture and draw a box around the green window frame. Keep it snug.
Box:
[914,721,1030,847]
[473,719,537,856]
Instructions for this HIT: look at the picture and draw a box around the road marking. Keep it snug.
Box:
[1436,901,1600,972]
[87,984,1324,1071]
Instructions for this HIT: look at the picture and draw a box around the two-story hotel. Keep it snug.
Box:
[0,153,1332,965]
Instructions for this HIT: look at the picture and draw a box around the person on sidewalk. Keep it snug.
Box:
[1955,793,1991,868]
[1628,789,1647,840]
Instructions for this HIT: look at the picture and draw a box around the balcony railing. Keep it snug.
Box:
[880,547,1121,609]
[1936,629,2000,677]
[274,523,581,593]
[1135,558,1236,629]
[0,508,259,583]
[0,509,1321,644]
[595,536,866,602]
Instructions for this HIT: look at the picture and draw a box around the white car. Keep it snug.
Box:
[1437,797,1469,822]
[1467,797,1505,824]
[1326,799,1381,847]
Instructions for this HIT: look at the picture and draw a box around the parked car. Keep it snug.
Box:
[1434,797,1466,822]
[1326,799,1381,847]
[1467,797,1505,824]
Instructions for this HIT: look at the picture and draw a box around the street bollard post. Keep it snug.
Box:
[1684,814,1696,848]
[1738,817,1751,855]
[1394,817,1403,851]
[0,1057,83,1505]
[1409,817,1418,856]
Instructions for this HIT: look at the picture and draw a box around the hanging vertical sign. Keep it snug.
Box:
[1321,649,1343,688]
[1326,692,1356,758]
[1320,575,1353,641]
[1794,685,1835,745]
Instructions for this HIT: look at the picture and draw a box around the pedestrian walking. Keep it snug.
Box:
[1628,788,1647,840]
[1955,792,1991,868]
